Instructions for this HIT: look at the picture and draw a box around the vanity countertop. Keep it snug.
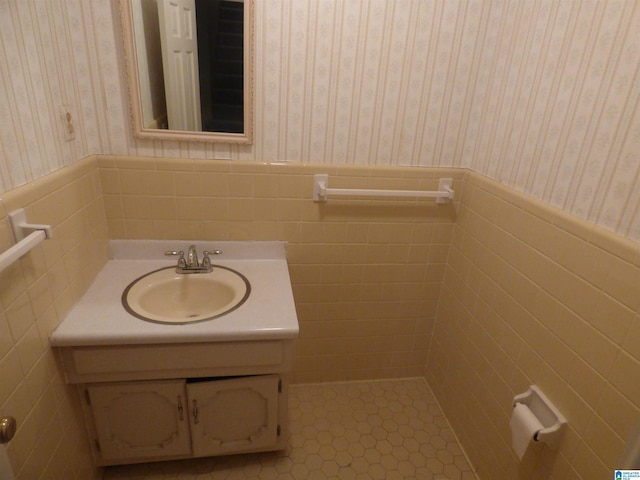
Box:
[50,241,299,347]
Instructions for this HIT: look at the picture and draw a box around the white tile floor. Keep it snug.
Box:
[103,378,478,480]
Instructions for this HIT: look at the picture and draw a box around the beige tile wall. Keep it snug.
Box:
[427,171,640,479]
[0,157,108,480]
[6,155,639,479]
[98,155,464,383]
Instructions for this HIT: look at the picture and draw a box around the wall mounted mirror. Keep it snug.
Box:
[119,0,253,143]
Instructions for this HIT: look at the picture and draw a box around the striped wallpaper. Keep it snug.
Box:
[1,0,640,240]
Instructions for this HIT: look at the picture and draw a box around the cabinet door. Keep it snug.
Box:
[187,375,279,456]
[88,380,191,461]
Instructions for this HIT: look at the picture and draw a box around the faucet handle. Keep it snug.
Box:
[165,250,187,268]
[201,250,221,269]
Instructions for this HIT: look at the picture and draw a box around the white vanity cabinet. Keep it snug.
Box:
[86,374,283,464]
[59,339,294,466]
[50,242,300,467]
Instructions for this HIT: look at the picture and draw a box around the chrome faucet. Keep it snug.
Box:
[165,245,221,274]
[186,245,199,268]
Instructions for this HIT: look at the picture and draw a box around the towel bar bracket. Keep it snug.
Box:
[313,174,330,202]
[436,178,454,205]
[9,209,53,241]
[0,209,52,274]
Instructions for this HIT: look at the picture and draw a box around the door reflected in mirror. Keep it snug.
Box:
[120,0,253,143]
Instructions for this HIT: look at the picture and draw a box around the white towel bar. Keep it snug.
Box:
[0,209,52,274]
[313,174,454,204]
[0,230,46,273]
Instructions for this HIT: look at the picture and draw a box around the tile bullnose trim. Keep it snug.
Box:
[0,155,98,213]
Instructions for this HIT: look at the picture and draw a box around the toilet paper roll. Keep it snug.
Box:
[510,403,544,460]
[0,445,15,480]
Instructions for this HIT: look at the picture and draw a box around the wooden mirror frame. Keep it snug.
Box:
[119,0,254,144]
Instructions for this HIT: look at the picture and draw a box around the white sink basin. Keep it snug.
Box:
[122,266,250,324]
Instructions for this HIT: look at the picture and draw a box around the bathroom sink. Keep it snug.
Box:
[122,266,251,324]
[51,240,299,346]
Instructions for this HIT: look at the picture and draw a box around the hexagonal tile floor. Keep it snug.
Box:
[103,378,478,480]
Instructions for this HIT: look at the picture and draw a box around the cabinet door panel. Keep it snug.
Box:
[188,375,279,456]
[88,380,191,461]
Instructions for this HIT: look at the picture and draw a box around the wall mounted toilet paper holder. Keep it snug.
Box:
[512,385,567,450]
